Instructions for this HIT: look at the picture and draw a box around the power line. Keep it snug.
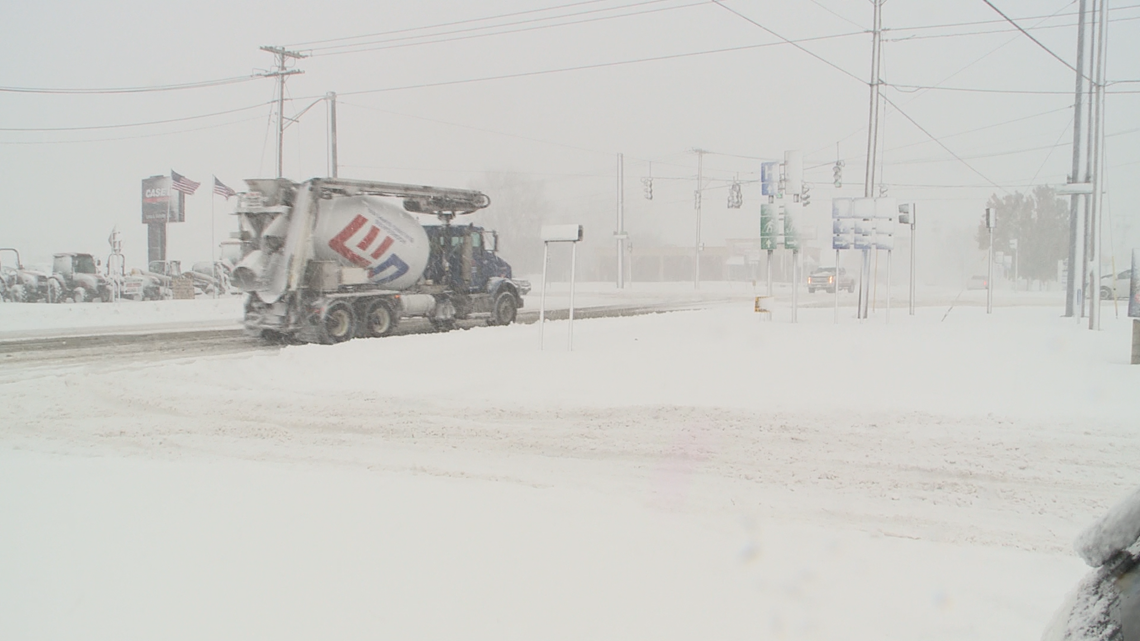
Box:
[0,102,271,132]
[1028,116,1075,184]
[880,94,1007,193]
[886,83,1071,95]
[886,3,1140,34]
[885,105,1072,153]
[0,75,261,95]
[710,0,867,85]
[0,115,266,145]
[883,13,1140,43]
[979,0,1088,81]
[804,0,867,31]
[309,0,699,56]
[288,0,616,47]
[886,82,1140,95]
[326,29,864,98]
[338,100,614,157]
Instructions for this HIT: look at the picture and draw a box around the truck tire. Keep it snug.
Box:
[320,301,357,344]
[489,291,518,326]
[8,284,26,303]
[72,287,87,303]
[362,300,397,338]
[1101,285,1114,300]
[47,279,63,303]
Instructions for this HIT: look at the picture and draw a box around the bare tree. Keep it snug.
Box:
[977,186,1068,285]
[468,172,551,276]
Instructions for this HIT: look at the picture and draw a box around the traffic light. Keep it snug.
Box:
[727,179,743,209]
[641,177,653,200]
[833,160,844,188]
[801,183,811,207]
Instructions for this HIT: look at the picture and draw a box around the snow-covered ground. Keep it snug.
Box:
[2,292,1138,640]
[0,278,1075,339]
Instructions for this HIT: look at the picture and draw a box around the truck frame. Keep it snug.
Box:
[232,177,529,344]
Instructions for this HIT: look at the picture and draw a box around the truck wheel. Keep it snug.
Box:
[9,284,26,303]
[489,291,517,326]
[72,287,87,303]
[320,301,356,344]
[362,300,397,338]
[47,279,63,303]
[1100,286,1114,300]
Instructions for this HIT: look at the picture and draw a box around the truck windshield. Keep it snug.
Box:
[75,255,97,274]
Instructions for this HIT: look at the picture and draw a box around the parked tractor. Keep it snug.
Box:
[0,248,61,303]
[53,253,112,302]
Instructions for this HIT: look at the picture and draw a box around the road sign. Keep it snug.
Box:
[761,162,779,197]
[760,203,779,250]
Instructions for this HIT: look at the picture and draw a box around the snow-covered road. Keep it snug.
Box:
[2,297,1137,640]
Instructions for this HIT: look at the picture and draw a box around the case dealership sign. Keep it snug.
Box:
[141,175,184,224]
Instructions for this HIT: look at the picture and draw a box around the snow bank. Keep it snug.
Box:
[1076,485,1140,567]
[0,297,245,337]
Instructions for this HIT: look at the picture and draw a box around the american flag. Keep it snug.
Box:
[213,177,236,199]
[171,170,200,195]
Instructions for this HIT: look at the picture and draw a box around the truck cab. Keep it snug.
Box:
[422,223,524,325]
[424,224,512,293]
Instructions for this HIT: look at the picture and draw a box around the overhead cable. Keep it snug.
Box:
[287,0,616,47]
[0,102,271,132]
[979,0,1090,81]
[710,0,867,85]
[309,0,698,56]
[881,94,1008,193]
[0,75,261,95]
[325,30,863,97]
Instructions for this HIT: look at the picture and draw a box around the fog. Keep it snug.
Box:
[2,0,1138,287]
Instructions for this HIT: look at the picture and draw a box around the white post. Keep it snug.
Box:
[834,249,840,324]
[909,206,916,315]
[791,250,799,323]
[694,149,705,289]
[539,242,549,350]
[886,250,892,324]
[210,187,217,298]
[616,153,625,289]
[326,92,338,178]
[569,241,578,351]
[766,250,773,296]
[987,208,995,314]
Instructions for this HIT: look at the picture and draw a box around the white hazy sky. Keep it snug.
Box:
[1,0,1137,276]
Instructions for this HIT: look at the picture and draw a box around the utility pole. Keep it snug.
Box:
[260,45,306,179]
[1065,0,1089,317]
[326,92,338,178]
[693,148,706,289]
[860,0,884,320]
[986,208,996,314]
[1089,0,1110,331]
[616,153,626,289]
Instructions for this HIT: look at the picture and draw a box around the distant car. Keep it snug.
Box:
[967,275,988,290]
[807,267,854,294]
[1100,270,1131,301]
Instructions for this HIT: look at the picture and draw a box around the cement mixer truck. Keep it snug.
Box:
[230,177,529,344]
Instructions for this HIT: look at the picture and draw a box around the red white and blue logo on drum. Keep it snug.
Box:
[328,214,410,284]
